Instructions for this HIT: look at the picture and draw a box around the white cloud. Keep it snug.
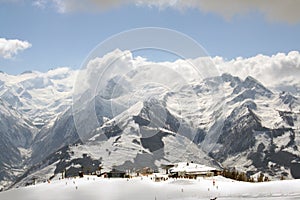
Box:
[70,49,300,118]
[84,48,300,86]
[77,48,300,96]
[32,0,47,9]
[215,51,300,88]
[42,0,300,24]
[41,0,132,13]
[4,0,300,23]
[142,0,300,24]
[0,38,32,59]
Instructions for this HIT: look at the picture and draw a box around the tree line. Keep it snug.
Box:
[221,168,269,182]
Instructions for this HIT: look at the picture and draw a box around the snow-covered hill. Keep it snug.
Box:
[1,175,300,200]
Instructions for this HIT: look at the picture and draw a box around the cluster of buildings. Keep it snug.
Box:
[94,162,221,179]
[24,162,221,187]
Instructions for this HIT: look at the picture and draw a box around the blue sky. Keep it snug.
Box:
[1,1,300,74]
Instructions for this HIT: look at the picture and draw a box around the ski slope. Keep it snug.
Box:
[1,176,299,200]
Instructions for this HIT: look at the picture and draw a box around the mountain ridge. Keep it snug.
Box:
[0,66,300,190]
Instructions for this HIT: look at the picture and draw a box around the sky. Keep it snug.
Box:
[0,0,300,75]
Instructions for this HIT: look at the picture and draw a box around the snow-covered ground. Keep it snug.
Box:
[1,176,299,200]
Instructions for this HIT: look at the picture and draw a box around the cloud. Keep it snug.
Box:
[143,0,300,24]
[0,38,32,59]
[215,51,300,88]
[32,0,47,9]
[77,48,300,97]
[4,0,300,23]
[36,0,132,13]
[40,0,300,24]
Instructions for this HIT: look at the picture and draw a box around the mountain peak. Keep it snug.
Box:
[280,91,297,102]
[279,91,299,110]
[221,73,242,87]
[244,76,263,87]
[243,76,273,96]
[20,70,33,75]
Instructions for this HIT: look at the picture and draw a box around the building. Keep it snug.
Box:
[136,167,153,176]
[168,162,220,178]
[107,168,126,178]
[161,164,175,174]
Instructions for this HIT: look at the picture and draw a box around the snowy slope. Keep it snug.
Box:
[209,74,300,179]
[15,99,219,187]
[0,99,37,189]
[1,176,300,200]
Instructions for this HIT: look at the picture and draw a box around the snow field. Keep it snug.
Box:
[1,176,300,200]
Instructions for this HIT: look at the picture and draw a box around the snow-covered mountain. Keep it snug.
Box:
[0,99,37,188]
[0,68,75,189]
[211,74,300,179]
[1,50,300,190]
[12,73,300,188]
[0,68,75,126]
